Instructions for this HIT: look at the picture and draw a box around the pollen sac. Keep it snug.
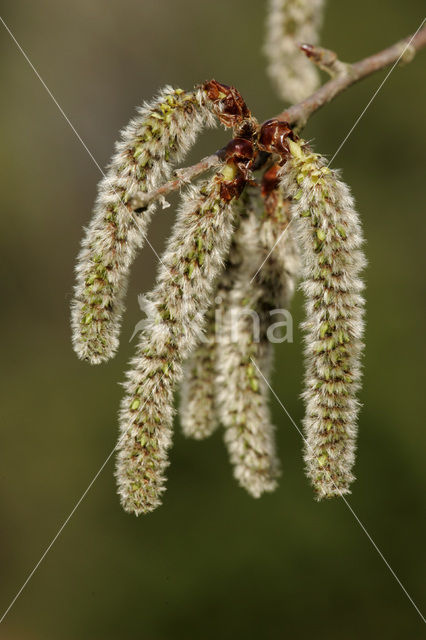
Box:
[258,119,294,158]
[203,80,251,129]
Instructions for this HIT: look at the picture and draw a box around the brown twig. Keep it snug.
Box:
[130,151,225,211]
[280,26,426,126]
[132,26,426,210]
[299,44,349,78]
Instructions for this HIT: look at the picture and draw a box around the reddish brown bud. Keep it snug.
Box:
[261,164,280,197]
[299,43,315,58]
[224,137,255,181]
[224,137,254,163]
[258,119,294,158]
[203,79,230,102]
[220,172,246,202]
[203,79,251,128]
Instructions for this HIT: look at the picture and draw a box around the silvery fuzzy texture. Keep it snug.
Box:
[178,216,245,442]
[264,0,325,103]
[179,303,219,440]
[258,184,300,310]
[115,166,238,515]
[215,193,297,498]
[71,87,216,364]
[280,139,366,499]
[178,207,251,442]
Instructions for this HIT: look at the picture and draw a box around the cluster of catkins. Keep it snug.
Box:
[71,75,365,515]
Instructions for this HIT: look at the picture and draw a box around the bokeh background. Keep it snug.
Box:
[0,1,425,638]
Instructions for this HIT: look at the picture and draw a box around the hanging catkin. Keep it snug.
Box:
[71,87,216,364]
[115,158,247,514]
[280,137,366,498]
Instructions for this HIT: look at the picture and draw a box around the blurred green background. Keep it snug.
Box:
[0,1,425,638]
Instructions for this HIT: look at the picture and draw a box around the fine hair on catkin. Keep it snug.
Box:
[264,0,326,103]
[280,138,366,498]
[115,163,241,515]
[71,87,216,365]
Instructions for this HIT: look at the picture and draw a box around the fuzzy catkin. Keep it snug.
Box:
[280,139,366,499]
[179,303,219,440]
[264,0,325,103]
[71,87,216,364]
[115,165,239,515]
[215,194,287,498]
[179,224,243,442]
[259,180,300,310]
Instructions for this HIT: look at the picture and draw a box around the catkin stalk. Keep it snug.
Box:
[280,139,366,498]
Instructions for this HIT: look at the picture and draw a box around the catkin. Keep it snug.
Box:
[259,168,300,311]
[115,163,241,515]
[71,87,215,364]
[264,0,325,103]
[179,219,246,442]
[280,139,366,498]
[215,189,299,498]
[179,303,219,440]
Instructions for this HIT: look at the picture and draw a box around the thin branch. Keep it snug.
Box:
[280,25,426,126]
[132,26,426,210]
[130,151,226,210]
[298,44,349,78]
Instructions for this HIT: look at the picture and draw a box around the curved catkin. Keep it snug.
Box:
[264,0,325,103]
[115,163,241,515]
[215,195,284,498]
[71,86,216,364]
[179,303,219,440]
[280,139,366,499]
